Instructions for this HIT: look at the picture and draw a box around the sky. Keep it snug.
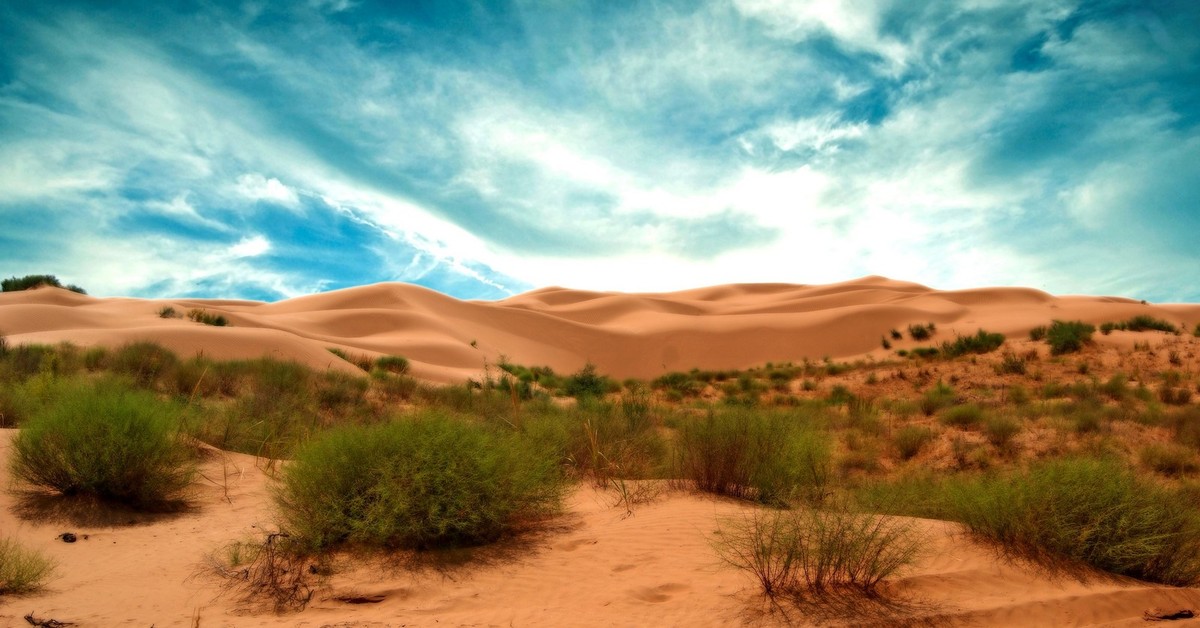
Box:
[1,0,1198,303]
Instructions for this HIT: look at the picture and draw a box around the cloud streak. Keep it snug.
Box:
[1,0,1197,302]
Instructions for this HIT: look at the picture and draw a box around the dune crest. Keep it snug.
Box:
[1,277,1197,381]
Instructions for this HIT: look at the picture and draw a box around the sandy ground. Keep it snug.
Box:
[3,276,1198,383]
[3,429,1199,627]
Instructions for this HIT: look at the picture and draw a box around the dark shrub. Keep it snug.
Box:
[940,329,1005,358]
[374,355,409,375]
[110,342,180,388]
[565,363,610,399]
[2,274,85,294]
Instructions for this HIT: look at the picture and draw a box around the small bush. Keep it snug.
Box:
[1044,320,1095,355]
[187,308,228,327]
[889,329,902,340]
[674,408,831,506]
[940,329,1005,358]
[564,363,611,399]
[10,378,196,508]
[994,351,1027,375]
[110,342,180,388]
[1029,325,1047,341]
[276,413,565,551]
[941,403,985,428]
[1140,443,1199,477]
[1102,316,1178,334]
[1159,387,1193,406]
[653,371,701,397]
[374,355,409,375]
[919,381,955,416]
[0,537,56,594]
[157,306,177,318]
[880,336,891,350]
[907,323,935,341]
[983,415,1021,451]
[944,457,1200,585]
[2,274,85,294]
[894,426,936,461]
[714,503,921,598]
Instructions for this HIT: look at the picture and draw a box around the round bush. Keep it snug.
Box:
[276,413,566,551]
[10,378,196,507]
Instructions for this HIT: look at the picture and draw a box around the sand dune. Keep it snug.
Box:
[2,276,1198,382]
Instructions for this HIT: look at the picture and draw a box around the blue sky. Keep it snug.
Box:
[2,1,1198,302]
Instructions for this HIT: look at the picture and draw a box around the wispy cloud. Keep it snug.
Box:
[1,1,1197,302]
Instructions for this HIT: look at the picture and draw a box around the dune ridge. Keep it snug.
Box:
[2,276,1198,382]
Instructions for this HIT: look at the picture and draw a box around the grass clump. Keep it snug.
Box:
[940,329,1005,358]
[1140,443,1199,477]
[564,363,613,399]
[907,323,936,341]
[945,457,1200,585]
[714,502,921,599]
[374,355,409,375]
[674,408,831,506]
[1043,320,1095,355]
[1100,316,1178,334]
[276,413,565,551]
[894,426,936,461]
[940,403,986,428]
[187,308,228,327]
[0,537,56,595]
[10,378,196,508]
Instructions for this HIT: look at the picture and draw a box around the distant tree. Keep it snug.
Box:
[2,274,86,294]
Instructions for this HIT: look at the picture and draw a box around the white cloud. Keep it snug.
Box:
[227,235,271,258]
[234,173,301,207]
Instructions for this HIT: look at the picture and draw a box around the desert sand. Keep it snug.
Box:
[2,276,1198,383]
[3,276,1200,626]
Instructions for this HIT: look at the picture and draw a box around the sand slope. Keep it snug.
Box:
[2,277,1198,382]
[3,430,1198,627]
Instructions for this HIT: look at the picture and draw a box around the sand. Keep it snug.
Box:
[3,276,1199,382]
[2,276,1200,625]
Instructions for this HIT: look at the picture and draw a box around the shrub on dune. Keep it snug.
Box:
[276,413,565,551]
[10,378,196,508]
[1043,320,1095,355]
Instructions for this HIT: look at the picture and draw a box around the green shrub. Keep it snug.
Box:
[894,426,935,461]
[994,352,1026,375]
[653,371,701,397]
[983,415,1021,451]
[10,378,196,508]
[2,274,85,294]
[110,342,180,388]
[1044,320,1095,355]
[907,323,935,341]
[1102,316,1178,334]
[187,308,228,327]
[157,305,177,318]
[374,355,409,375]
[940,329,1005,358]
[276,413,565,551]
[889,329,902,340]
[909,347,939,359]
[0,537,56,594]
[674,408,831,506]
[1029,325,1047,341]
[714,502,921,598]
[564,363,611,399]
[940,403,985,428]
[943,457,1200,585]
[880,336,892,350]
[919,381,956,416]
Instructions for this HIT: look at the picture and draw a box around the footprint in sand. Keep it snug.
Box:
[612,563,636,573]
[628,583,690,603]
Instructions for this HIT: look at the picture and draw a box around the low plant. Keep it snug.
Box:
[908,323,935,341]
[0,536,56,595]
[10,378,196,508]
[994,352,1027,375]
[374,355,410,375]
[209,532,324,612]
[1043,320,1095,355]
[941,403,985,428]
[983,415,1021,452]
[674,408,831,506]
[157,305,177,318]
[110,341,180,388]
[940,329,1005,358]
[1029,325,1047,341]
[276,413,565,551]
[187,308,228,327]
[1140,443,1200,477]
[894,426,936,461]
[1,274,85,294]
[713,502,921,599]
[564,363,613,399]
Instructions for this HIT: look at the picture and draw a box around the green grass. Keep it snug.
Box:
[2,274,86,294]
[1043,320,1095,355]
[374,355,410,375]
[673,408,831,506]
[187,308,228,327]
[940,403,986,428]
[1100,316,1178,334]
[275,412,566,551]
[10,377,196,508]
[0,537,56,595]
[894,426,936,461]
[1140,443,1199,477]
[907,322,936,341]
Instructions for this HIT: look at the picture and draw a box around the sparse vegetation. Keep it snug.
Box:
[2,274,86,294]
[907,322,936,341]
[714,502,921,599]
[188,308,228,326]
[0,536,56,595]
[1100,315,1178,335]
[940,329,1005,358]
